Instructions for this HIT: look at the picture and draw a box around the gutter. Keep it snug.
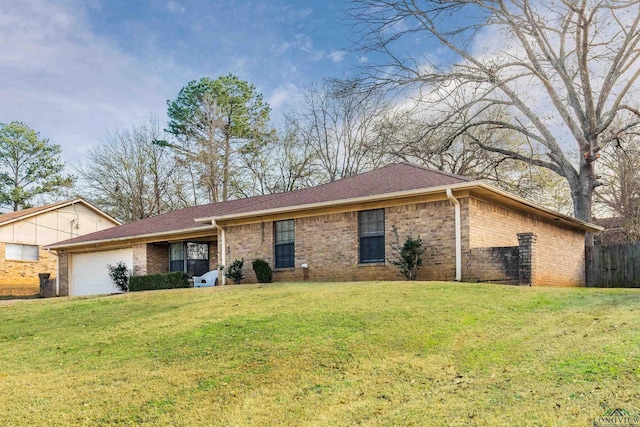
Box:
[195,181,475,223]
[446,188,462,282]
[212,221,226,285]
[46,225,217,251]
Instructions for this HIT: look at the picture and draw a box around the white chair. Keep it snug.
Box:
[193,270,219,287]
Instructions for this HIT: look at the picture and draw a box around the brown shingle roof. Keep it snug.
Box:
[0,200,73,224]
[49,163,472,248]
[0,199,117,226]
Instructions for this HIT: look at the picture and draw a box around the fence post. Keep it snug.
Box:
[585,245,593,287]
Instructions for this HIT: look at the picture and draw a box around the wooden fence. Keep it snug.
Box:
[586,242,640,288]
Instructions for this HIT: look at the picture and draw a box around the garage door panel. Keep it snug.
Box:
[71,249,133,296]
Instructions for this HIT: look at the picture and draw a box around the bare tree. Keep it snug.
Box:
[239,125,319,196]
[378,107,573,213]
[291,81,389,182]
[350,0,640,225]
[77,115,188,222]
[596,115,640,240]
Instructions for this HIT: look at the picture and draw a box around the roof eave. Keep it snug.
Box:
[472,182,603,232]
[195,181,477,224]
[46,225,217,251]
[0,198,121,227]
[196,181,602,233]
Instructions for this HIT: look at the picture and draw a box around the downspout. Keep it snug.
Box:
[446,188,462,282]
[212,221,226,285]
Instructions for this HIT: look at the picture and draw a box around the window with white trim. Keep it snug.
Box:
[5,244,39,261]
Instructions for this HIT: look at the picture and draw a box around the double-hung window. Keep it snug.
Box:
[359,209,385,263]
[274,219,295,268]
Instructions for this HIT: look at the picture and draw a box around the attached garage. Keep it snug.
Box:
[69,248,133,296]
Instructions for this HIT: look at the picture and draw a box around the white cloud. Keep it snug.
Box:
[271,33,333,62]
[167,1,185,14]
[267,82,303,111]
[328,50,346,63]
[274,6,313,24]
[0,0,175,166]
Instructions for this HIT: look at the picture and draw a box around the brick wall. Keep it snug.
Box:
[132,244,147,276]
[208,241,218,271]
[222,199,464,283]
[144,243,169,275]
[0,242,57,287]
[221,196,586,287]
[387,200,459,281]
[466,246,520,284]
[468,197,585,286]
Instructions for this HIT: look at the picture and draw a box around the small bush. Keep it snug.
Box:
[252,258,273,283]
[388,225,426,281]
[107,262,130,292]
[226,259,245,284]
[129,271,190,292]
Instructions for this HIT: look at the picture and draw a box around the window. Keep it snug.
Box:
[274,219,295,268]
[169,242,209,277]
[169,242,185,272]
[5,244,39,261]
[359,209,385,263]
[186,243,209,277]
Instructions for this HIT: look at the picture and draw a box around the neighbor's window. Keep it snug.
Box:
[274,219,295,268]
[359,209,385,263]
[169,242,209,277]
[5,243,39,261]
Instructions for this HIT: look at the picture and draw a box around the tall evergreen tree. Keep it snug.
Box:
[167,74,271,203]
[0,122,74,211]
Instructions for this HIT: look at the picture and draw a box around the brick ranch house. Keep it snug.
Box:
[0,199,119,295]
[47,163,601,296]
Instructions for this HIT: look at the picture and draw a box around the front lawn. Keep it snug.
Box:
[1,282,639,425]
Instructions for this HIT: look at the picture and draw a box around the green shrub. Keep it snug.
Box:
[129,271,190,292]
[388,225,426,281]
[225,259,245,284]
[252,258,273,283]
[107,262,130,292]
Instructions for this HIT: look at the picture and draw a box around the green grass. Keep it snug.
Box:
[1,282,639,426]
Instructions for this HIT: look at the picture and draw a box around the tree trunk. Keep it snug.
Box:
[572,155,598,247]
[223,134,230,202]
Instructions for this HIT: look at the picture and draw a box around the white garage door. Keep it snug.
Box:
[70,248,134,296]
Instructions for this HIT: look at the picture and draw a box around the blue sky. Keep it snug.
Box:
[0,0,363,166]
